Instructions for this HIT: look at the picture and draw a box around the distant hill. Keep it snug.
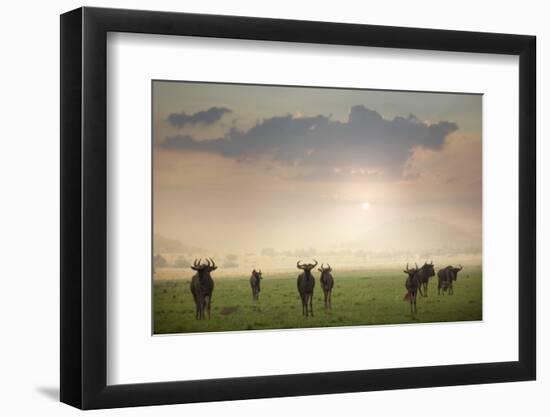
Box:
[153,234,203,254]
[349,217,481,256]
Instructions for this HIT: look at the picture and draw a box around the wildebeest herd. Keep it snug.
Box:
[403,261,464,313]
[187,257,464,320]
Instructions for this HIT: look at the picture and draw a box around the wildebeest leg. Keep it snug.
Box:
[309,294,314,317]
[424,282,428,297]
[197,296,204,320]
[207,296,212,319]
[328,290,332,309]
[301,295,306,316]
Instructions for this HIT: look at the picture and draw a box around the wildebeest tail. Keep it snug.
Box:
[403,292,410,301]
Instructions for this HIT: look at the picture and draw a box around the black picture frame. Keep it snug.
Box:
[60,6,536,410]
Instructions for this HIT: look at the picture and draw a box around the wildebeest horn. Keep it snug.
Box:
[321,263,325,270]
[458,264,463,270]
[327,263,331,270]
[312,260,318,268]
[209,258,216,269]
[205,258,211,267]
[297,260,303,269]
[193,258,205,270]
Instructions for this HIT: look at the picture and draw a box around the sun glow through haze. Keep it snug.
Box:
[153,81,482,273]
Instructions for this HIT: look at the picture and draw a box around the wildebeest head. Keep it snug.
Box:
[297,260,318,272]
[251,269,263,280]
[421,260,435,278]
[190,258,217,274]
[403,262,419,277]
[449,264,463,280]
[317,263,332,273]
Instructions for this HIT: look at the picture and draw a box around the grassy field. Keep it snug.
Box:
[153,267,482,334]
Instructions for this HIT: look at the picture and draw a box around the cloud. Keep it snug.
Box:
[403,132,482,192]
[167,107,232,128]
[159,105,458,178]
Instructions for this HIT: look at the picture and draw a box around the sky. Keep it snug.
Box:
[153,81,482,271]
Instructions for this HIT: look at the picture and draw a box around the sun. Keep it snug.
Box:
[360,202,371,210]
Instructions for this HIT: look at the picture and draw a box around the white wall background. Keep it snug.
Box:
[0,0,545,415]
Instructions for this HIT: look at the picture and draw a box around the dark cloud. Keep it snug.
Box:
[167,107,232,128]
[159,105,458,178]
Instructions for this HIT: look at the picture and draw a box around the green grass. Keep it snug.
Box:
[153,268,482,334]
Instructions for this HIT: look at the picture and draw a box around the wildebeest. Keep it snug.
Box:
[189,258,217,320]
[437,264,463,295]
[297,260,317,317]
[249,269,263,301]
[416,260,436,297]
[318,263,334,309]
[403,263,421,313]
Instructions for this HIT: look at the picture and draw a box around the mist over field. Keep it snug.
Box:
[154,234,481,279]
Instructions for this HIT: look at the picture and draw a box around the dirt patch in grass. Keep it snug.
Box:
[220,306,239,315]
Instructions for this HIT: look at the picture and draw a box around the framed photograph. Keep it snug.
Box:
[60,6,536,409]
